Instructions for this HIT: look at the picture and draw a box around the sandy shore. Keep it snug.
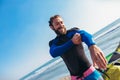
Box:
[59,76,71,80]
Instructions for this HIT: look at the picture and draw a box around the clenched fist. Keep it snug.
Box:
[72,33,82,45]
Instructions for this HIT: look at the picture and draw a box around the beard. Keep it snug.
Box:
[54,27,67,36]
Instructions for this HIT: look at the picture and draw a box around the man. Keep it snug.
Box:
[48,15,107,80]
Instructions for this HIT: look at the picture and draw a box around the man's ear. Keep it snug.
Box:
[50,26,54,30]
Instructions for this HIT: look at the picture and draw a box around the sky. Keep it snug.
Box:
[0,0,120,80]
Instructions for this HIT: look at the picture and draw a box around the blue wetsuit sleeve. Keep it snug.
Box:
[49,40,74,58]
[78,30,96,47]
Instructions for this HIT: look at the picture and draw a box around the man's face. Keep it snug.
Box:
[52,17,66,35]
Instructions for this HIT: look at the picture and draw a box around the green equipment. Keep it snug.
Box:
[101,43,120,80]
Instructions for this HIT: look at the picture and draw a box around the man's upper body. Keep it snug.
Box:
[48,15,107,76]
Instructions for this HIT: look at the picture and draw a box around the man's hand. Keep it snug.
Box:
[89,45,107,70]
[72,33,82,45]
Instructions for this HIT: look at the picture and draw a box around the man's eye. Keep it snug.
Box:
[61,21,63,24]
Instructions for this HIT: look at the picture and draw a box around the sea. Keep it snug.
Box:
[20,18,120,80]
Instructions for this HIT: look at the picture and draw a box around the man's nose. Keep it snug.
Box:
[59,23,63,26]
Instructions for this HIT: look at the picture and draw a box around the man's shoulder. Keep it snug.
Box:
[49,37,58,47]
[49,39,53,47]
[67,27,80,32]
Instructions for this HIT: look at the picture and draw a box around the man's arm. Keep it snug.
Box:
[89,45,107,70]
[77,30,107,70]
[49,40,74,57]
[49,33,81,58]
[78,30,96,47]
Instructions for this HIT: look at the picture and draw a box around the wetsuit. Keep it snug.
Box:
[49,28,95,77]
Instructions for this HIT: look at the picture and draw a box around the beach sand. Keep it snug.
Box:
[59,76,71,80]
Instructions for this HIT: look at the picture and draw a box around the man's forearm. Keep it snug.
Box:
[89,45,107,70]
[50,40,74,57]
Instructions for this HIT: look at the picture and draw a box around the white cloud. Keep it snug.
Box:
[61,0,120,34]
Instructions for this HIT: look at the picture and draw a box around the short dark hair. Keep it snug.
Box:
[48,15,61,26]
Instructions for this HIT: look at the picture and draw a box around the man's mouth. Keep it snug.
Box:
[54,26,66,35]
[58,27,63,30]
